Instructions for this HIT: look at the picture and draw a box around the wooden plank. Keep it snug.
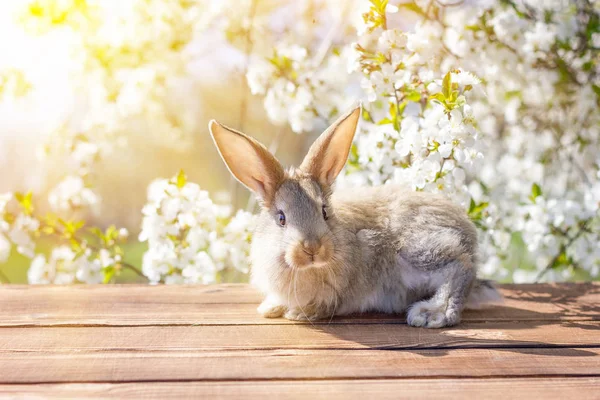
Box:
[1,348,599,384]
[1,322,598,353]
[0,283,598,327]
[0,378,598,399]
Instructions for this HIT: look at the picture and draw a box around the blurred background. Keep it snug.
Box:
[0,0,363,282]
[0,0,325,222]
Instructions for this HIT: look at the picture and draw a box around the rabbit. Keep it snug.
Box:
[208,105,502,328]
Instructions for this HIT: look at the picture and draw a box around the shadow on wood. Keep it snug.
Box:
[300,283,600,357]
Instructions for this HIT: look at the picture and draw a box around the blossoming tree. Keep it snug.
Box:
[0,0,598,284]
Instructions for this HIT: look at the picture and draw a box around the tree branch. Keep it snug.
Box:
[120,261,146,279]
[0,268,10,284]
[231,0,259,206]
[535,221,590,282]
[70,232,148,282]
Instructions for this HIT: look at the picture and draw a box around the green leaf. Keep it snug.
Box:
[406,90,421,102]
[474,202,488,215]
[3,212,15,224]
[327,107,339,119]
[105,225,117,241]
[349,143,359,162]
[44,213,58,227]
[65,220,80,234]
[442,71,452,99]
[468,199,489,221]
[388,101,397,118]
[398,2,427,17]
[176,169,187,189]
[468,198,476,214]
[504,90,521,100]
[89,227,105,241]
[551,251,570,269]
[362,108,374,123]
[166,234,179,243]
[429,93,446,103]
[369,0,388,14]
[103,266,116,284]
[397,100,407,115]
[529,183,543,202]
[41,226,55,235]
[15,191,34,215]
[69,238,82,252]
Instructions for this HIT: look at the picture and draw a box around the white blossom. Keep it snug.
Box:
[8,214,39,258]
[139,173,256,284]
[48,175,99,212]
[250,0,600,282]
[28,246,79,284]
[0,234,10,264]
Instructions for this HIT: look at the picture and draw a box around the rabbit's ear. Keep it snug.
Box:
[209,121,284,205]
[300,105,361,186]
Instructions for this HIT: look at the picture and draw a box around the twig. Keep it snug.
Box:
[434,0,464,7]
[392,89,403,133]
[423,0,434,20]
[231,0,259,207]
[535,222,590,282]
[120,261,146,279]
[314,8,344,67]
[0,268,10,284]
[71,232,148,282]
[238,0,259,132]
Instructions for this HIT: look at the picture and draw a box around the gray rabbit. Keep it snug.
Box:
[209,106,501,328]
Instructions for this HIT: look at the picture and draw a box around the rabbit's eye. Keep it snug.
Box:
[277,210,286,226]
[322,205,328,221]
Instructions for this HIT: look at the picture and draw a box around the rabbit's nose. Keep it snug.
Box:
[302,239,321,255]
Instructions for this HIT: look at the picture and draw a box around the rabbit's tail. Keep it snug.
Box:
[465,279,503,309]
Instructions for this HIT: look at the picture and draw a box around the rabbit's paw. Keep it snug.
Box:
[257,297,286,318]
[284,306,323,322]
[407,300,459,329]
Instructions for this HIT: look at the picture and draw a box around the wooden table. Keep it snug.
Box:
[0,283,598,399]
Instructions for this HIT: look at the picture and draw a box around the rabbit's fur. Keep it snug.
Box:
[209,106,501,328]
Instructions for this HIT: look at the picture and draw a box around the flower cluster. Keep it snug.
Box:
[247,45,353,133]
[246,0,600,282]
[350,57,483,206]
[17,0,212,149]
[0,190,130,284]
[139,171,255,284]
[0,194,15,264]
[514,184,600,281]
[441,0,600,280]
[4,0,217,222]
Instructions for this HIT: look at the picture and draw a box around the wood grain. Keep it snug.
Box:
[1,348,599,384]
[0,283,598,327]
[0,322,598,353]
[1,283,598,398]
[1,378,598,399]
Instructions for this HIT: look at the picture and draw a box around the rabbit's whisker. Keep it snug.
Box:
[326,266,338,325]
